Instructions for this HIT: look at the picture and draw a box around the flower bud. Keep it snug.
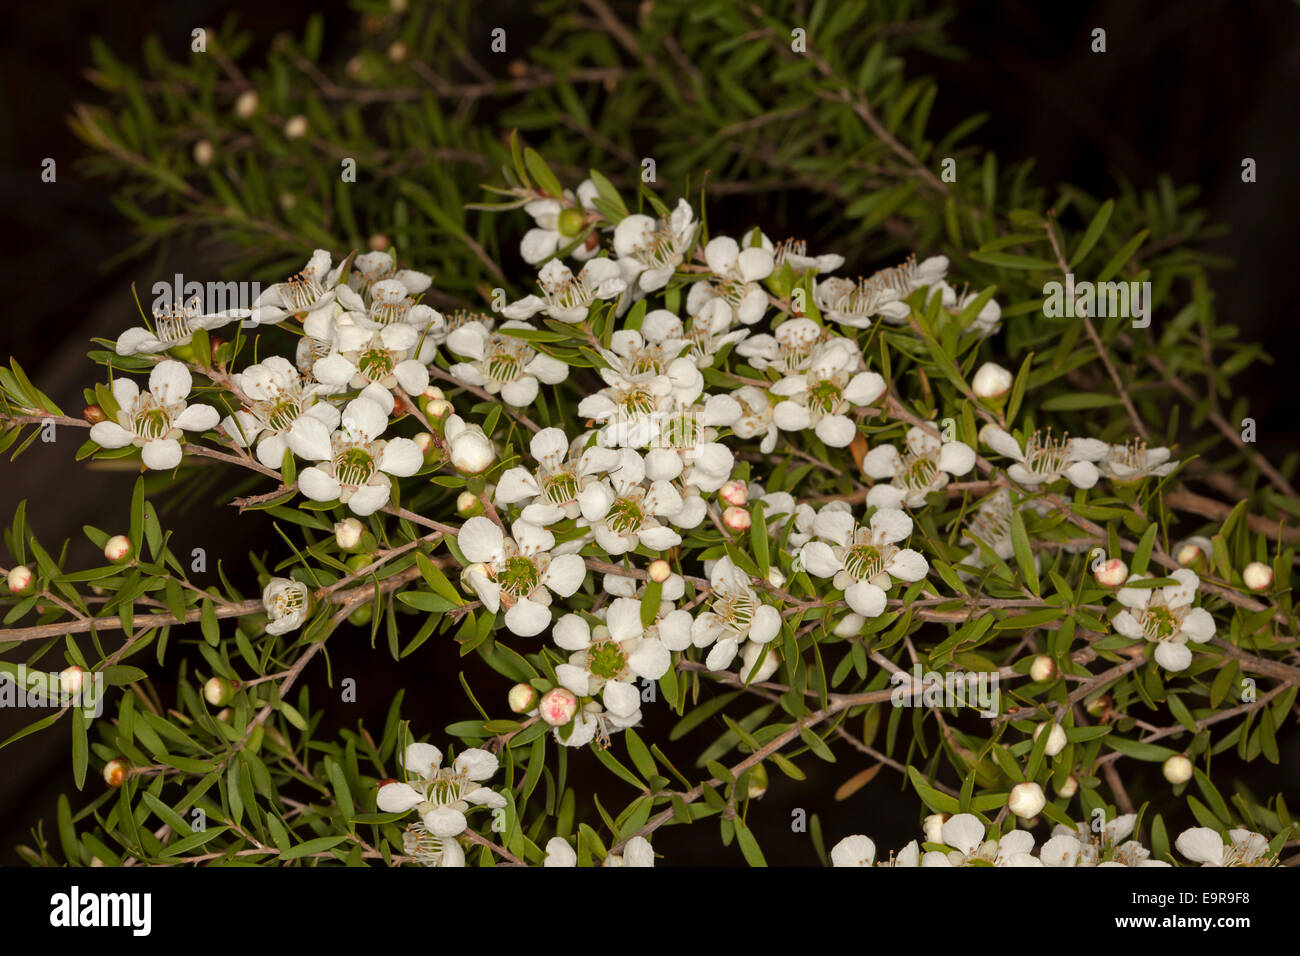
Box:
[103,759,130,788]
[83,404,106,424]
[422,386,446,403]
[284,115,309,139]
[6,565,34,594]
[193,139,215,166]
[767,567,786,589]
[387,40,409,63]
[235,90,259,118]
[923,813,946,844]
[508,683,538,714]
[1007,781,1046,819]
[556,207,585,238]
[722,506,751,532]
[1033,722,1067,757]
[648,559,672,583]
[740,643,780,683]
[1093,557,1128,588]
[456,491,484,517]
[104,534,133,564]
[1162,754,1193,785]
[1029,655,1055,682]
[1056,774,1079,798]
[335,517,364,551]
[1174,536,1211,568]
[203,676,236,707]
[368,233,390,252]
[1086,694,1113,720]
[60,665,86,697]
[972,362,1013,402]
[746,762,769,799]
[448,427,494,475]
[349,603,374,626]
[538,687,578,727]
[1242,561,1273,592]
[719,479,748,507]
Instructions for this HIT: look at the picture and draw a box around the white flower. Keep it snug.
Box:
[920,813,1038,866]
[971,362,1013,400]
[867,254,950,310]
[116,296,248,355]
[979,425,1107,489]
[798,508,928,617]
[554,600,673,717]
[502,258,626,324]
[519,181,601,265]
[250,249,363,332]
[772,237,844,274]
[736,317,838,375]
[543,835,655,867]
[297,397,423,516]
[641,305,748,369]
[690,556,781,672]
[730,385,778,453]
[347,251,432,304]
[457,516,586,636]
[831,835,876,867]
[613,199,697,292]
[445,415,495,475]
[377,741,506,839]
[685,235,775,325]
[1176,827,1277,867]
[813,275,909,329]
[577,355,710,449]
[312,321,430,399]
[771,342,885,447]
[861,425,976,508]
[578,449,683,555]
[926,281,1002,337]
[90,361,220,470]
[351,278,443,340]
[220,356,339,468]
[1111,568,1215,672]
[262,577,310,635]
[446,321,568,407]
[495,428,618,525]
[1096,440,1179,481]
[555,700,641,749]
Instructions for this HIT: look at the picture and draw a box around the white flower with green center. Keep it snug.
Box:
[1176,827,1278,867]
[297,397,423,516]
[115,296,249,356]
[613,198,697,293]
[685,235,775,326]
[640,304,748,370]
[501,257,626,324]
[457,516,586,637]
[866,254,950,319]
[690,556,782,673]
[736,317,840,375]
[220,356,339,468]
[312,319,430,400]
[643,397,740,496]
[377,742,506,840]
[400,821,465,868]
[578,449,684,556]
[352,278,444,339]
[861,425,976,509]
[798,507,929,617]
[1111,568,1214,672]
[920,815,1040,867]
[578,356,709,449]
[519,180,601,264]
[979,424,1108,489]
[447,320,569,407]
[250,249,363,331]
[957,488,1028,578]
[346,251,431,305]
[730,385,778,453]
[1096,439,1179,482]
[813,275,910,329]
[495,427,618,526]
[89,360,220,471]
[770,341,886,447]
[553,599,673,718]
[262,577,311,635]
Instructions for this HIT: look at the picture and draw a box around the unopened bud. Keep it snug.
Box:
[412,432,436,457]
[556,207,584,238]
[335,517,364,551]
[1033,722,1067,757]
[972,362,1013,402]
[193,139,215,166]
[368,233,390,252]
[456,491,484,517]
[1162,754,1193,785]
[235,90,259,118]
[1086,694,1113,720]
[1175,537,1211,568]
[1242,561,1273,592]
[746,762,769,798]
[1007,781,1046,819]
[1056,774,1079,798]
[203,676,236,707]
[448,428,494,475]
[508,683,538,714]
[719,479,748,507]
[103,759,130,788]
[722,506,751,532]
[104,534,133,564]
[1093,557,1128,588]
[538,687,578,727]
[1029,655,1055,682]
[648,559,672,583]
[387,41,408,63]
[6,565,34,594]
[284,115,309,139]
[923,813,946,844]
[59,665,86,697]
[422,386,446,403]
[767,567,786,589]
[83,404,107,424]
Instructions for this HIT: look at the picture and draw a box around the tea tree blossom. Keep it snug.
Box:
[262,577,310,635]
[89,360,220,470]
[861,426,976,508]
[502,257,626,323]
[799,507,928,617]
[457,516,586,636]
[689,556,781,673]
[770,342,886,447]
[115,297,248,356]
[579,449,684,555]
[1175,827,1277,867]
[312,320,431,399]
[251,249,362,332]
[346,251,432,304]
[355,279,444,339]
[1111,568,1215,672]
[553,600,672,717]
[1096,439,1180,482]
[640,305,748,369]
[297,397,423,516]
[495,428,618,525]
[220,356,339,468]
[686,235,775,326]
[979,425,1107,489]
[736,317,836,375]
[544,835,655,867]
[813,275,910,329]
[446,321,569,407]
[377,742,506,839]
[519,180,600,264]
[613,198,697,292]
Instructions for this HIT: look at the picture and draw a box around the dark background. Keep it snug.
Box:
[0,0,1297,865]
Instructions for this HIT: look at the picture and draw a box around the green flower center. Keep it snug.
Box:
[359,348,395,380]
[843,543,887,582]
[808,379,844,416]
[1142,605,1179,641]
[135,405,172,440]
[336,447,377,487]
[497,556,541,598]
[588,640,628,681]
[264,398,300,431]
[619,387,657,417]
[606,497,644,535]
[544,469,580,505]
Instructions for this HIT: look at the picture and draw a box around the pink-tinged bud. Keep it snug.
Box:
[1174,537,1211,568]
[972,362,1013,402]
[335,517,364,551]
[1033,722,1067,757]
[284,115,309,139]
[508,683,538,714]
[422,386,446,403]
[1008,781,1046,819]
[203,676,235,707]
[1162,754,1193,785]
[746,762,769,798]
[104,534,133,564]
[215,707,231,722]
[1029,655,1055,682]
[6,565,34,595]
[722,506,751,532]
[59,665,86,697]
[456,492,484,517]
[234,90,259,118]
[103,759,130,788]
[1242,561,1273,592]
[538,687,578,726]
[412,433,436,458]
[1056,774,1079,798]
[1093,557,1128,588]
[193,139,215,166]
[648,559,672,583]
[719,480,748,507]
